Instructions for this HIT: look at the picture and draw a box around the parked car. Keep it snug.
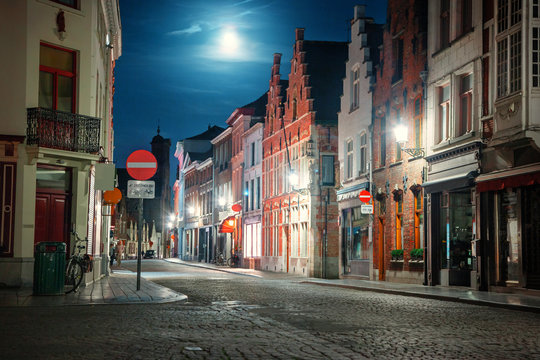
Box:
[143,250,155,259]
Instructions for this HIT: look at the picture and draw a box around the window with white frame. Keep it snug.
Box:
[458,74,473,136]
[346,140,354,180]
[497,0,522,98]
[359,133,367,175]
[438,85,450,143]
[534,27,540,87]
[352,66,360,110]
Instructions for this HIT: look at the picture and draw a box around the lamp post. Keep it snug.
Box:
[394,124,425,158]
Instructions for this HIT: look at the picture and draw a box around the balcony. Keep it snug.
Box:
[26,108,100,154]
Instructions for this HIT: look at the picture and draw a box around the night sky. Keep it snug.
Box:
[113,0,388,182]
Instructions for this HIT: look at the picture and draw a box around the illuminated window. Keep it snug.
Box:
[39,43,76,112]
[396,197,403,250]
[438,85,450,143]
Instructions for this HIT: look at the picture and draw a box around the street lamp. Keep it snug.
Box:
[394,123,425,157]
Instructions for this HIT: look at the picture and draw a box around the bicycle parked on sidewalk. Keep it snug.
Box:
[65,231,91,294]
[213,252,227,266]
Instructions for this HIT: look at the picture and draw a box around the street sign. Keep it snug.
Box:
[127,180,155,199]
[359,190,372,203]
[361,204,373,214]
[126,150,157,181]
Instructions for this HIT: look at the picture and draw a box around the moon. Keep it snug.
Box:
[220,28,240,54]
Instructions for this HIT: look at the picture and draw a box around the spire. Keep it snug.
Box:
[157,119,161,135]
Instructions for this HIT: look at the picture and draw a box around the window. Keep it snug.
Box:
[359,133,367,175]
[292,94,297,120]
[534,0,539,18]
[352,67,360,109]
[459,74,472,136]
[459,0,473,36]
[392,38,403,83]
[250,179,255,211]
[251,142,255,167]
[256,177,261,209]
[39,43,76,112]
[52,0,78,9]
[534,28,540,87]
[321,155,335,186]
[440,0,450,49]
[395,109,402,162]
[438,85,450,143]
[395,198,403,250]
[414,190,423,249]
[414,98,422,149]
[380,116,386,167]
[346,140,354,180]
[497,0,522,98]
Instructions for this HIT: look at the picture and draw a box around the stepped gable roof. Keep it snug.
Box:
[302,40,348,123]
[186,125,226,140]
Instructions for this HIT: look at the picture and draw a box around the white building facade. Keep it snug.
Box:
[337,5,382,278]
[0,0,121,287]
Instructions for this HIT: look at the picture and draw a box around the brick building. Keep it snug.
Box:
[262,29,347,278]
[226,94,267,265]
[372,0,427,283]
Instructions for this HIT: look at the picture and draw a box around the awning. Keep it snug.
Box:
[476,165,540,192]
[219,216,236,233]
[337,182,369,201]
[422,171,478,193]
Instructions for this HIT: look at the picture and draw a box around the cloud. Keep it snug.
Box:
[167,24,202,36]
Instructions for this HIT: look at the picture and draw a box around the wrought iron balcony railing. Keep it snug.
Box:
[27,107,101,154]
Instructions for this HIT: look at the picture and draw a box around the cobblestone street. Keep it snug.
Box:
[2,261,540,359]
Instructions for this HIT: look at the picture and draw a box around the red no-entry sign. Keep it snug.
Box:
[359,190,372,203]
[126,150,157,180]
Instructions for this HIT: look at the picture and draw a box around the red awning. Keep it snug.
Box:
[219,216,236,233]
[477,171,540,192]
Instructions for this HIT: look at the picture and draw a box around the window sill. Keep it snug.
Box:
[390,259,404,264]
[432,131,476,151]
[409,260,424,264]
[389,161,403,168]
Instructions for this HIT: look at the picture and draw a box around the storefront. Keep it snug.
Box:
[477,165,540,290]
[338,183,371,278]
[424,143,481,287]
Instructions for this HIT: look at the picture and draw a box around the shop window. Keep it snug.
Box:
[440,191,473,270]
[39,43,76,112]
[395,198,403,250]
[351,207,369,260]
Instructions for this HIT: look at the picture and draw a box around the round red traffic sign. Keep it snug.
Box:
[126,150,157,180]
[359,190,372,203]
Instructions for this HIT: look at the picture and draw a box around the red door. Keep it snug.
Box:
[34,193,69,247]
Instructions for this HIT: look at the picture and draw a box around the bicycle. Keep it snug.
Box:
[65,231,90,294]
[214,252,227,266]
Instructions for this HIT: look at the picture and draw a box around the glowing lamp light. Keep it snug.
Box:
[167,222,173,228]
[219,197,226,206]
[227,219,235,227]
[289,171,299,188]
[394,123,408,145]
[169,214,175,222]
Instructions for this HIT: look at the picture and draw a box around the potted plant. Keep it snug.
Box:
[391,249,404,261]
[410,248,424,262]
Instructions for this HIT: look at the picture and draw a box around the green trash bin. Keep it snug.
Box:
[33,242,66,295]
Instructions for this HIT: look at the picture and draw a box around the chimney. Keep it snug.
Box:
[273,53,282,65]
[295,28,304,41]
[354,5,365,20]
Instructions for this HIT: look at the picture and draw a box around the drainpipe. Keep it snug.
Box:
[368,124,374,280]
[420,69,429,286]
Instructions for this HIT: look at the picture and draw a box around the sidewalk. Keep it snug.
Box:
[0,271,186,307]
[167,258,540,313]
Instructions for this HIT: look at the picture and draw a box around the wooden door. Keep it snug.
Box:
[34,193,69,246]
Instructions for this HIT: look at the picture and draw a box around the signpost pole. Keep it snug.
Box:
[136,198,143,291]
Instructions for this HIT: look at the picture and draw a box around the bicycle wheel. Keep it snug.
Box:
[65,260,83,294]
[226,257,232,267]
